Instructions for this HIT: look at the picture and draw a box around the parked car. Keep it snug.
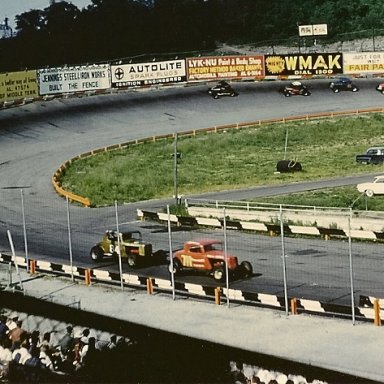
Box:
[278,81,310,97]
[376,83,384,94]
[356,147,384,165]
[357,175,384,197]
[208,81,238,99]
[170,239,253,282]
[329,77,358,93]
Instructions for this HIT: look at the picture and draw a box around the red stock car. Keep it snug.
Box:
[169,239,253,282]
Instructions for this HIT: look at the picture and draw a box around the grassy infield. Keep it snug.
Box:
[59,114,384,210]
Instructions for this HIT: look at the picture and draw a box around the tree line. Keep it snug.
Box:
[0,0,383,72]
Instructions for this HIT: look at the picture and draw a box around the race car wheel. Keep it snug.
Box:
[240,261,253,278]
[90,246,104,262]
[352,87,358,92]
[284,92,290,97]
[365,189,374,197]
[169,258,182,275]
[230,92,237,97]
[127,254,138,268]
[213,266,226,282]
[333,88,339,93]
[213,94,219,99]
[303,92,310,96]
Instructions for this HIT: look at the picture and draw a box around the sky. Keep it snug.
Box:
[2,0,93,29]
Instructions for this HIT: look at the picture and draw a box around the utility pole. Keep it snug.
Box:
[173,132,179,205]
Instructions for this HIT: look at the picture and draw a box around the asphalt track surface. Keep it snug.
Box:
[1,78,384,305]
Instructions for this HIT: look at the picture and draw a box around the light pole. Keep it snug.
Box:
[173,133,182,205]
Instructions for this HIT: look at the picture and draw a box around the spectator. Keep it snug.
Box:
[80,337,102,380]
[0,316,9,343]
[8,320,27,349]
[80,328,90,345]
[231,362,247,384]
[58,326,74,356]
[28,330,40,352]
[6,316,18,332]
[39,345,55,372]
[106,334,117,350]
[0,337,12,379]
[0,338,12,364]
[12,340,31,365]
[40,332,54,353]
[251,375,261,383]
[25,346,43,369]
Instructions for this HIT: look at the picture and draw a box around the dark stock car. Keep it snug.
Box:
[329,77,359,93]
[278,81,310,97]
[208,81,239,99]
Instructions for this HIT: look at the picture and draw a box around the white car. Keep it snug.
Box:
[357,175,384,197]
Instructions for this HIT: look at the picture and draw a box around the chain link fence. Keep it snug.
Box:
[1,188,383,322]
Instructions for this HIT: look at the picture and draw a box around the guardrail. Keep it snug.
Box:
[1,252,383,325]
[137,209,384,242]
[52,107,384,207]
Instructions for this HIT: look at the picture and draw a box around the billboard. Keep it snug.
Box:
[187,55,264,81]
[38,64,111,95]
[343,52,384,74]
[111,59,186,87]
[0,70,38,102]
[264,53,343,76]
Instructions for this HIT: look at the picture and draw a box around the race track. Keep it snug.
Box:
[1,78,384,304]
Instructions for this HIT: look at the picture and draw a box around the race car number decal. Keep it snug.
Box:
[181,254,193,267]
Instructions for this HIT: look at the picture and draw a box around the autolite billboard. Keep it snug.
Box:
[264,53,343,76]
[187,55,264,81]
[111,59,186,87]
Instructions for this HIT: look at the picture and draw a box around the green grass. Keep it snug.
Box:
[59,114,384,207]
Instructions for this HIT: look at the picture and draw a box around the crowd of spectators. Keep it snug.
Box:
[0,310,329,384]
[0,312,132,382]
[229,362,328,384]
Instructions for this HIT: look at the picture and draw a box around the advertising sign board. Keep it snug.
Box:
[264,53,343,76]
[0,70,38,102]
[111,59,186,87]
[343,52,384,74]
[187,55,264,81]
[38,64,111,95]
[299,24,327,36]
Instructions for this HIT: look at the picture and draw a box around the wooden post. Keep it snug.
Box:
[29,260,36,274]
[374,299,381,326]
[215,287,221,305]
[85,269,91,286]
[147,278,154,294]
[290,298,298,315]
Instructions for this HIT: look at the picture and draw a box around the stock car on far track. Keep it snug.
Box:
[376,83,384,94]
[329,77,359,93]
[208,81,239,99]
[278,81,311,97]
